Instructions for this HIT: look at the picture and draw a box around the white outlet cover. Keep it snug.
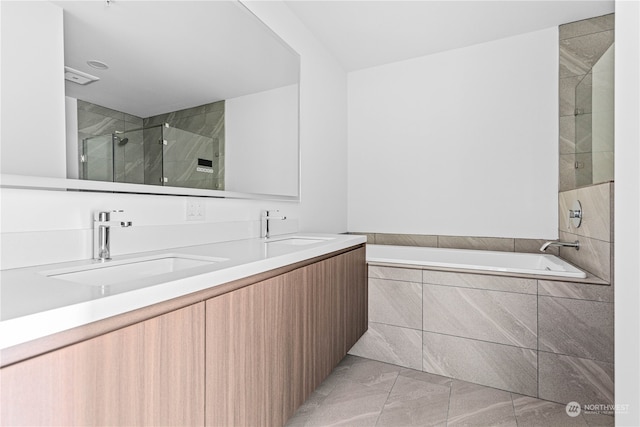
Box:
[186,199,205,221]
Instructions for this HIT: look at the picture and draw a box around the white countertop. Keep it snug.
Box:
[0,233,366,350]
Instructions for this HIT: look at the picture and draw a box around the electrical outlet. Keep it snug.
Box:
[186,199,205,221]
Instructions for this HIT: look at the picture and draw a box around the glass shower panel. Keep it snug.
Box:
[162,126,216,189]
[143,125,164,186]
[113,128,145,184]
[575,72,593,187]
[82,134,113,182]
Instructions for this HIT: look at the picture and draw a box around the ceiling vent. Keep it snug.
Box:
[64,66,100,85]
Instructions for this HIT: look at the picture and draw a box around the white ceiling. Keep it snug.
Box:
[54,1,615,117]
[284,0,615,71]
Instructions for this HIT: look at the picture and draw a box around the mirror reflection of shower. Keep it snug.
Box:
[114,133,129,146]
[574,42,614,187]
[80,121,223,190]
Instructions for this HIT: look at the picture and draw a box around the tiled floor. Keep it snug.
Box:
[286,355,615,427]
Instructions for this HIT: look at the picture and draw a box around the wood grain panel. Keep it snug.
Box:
[0,303,205,426]
[345,247,368,349]
[285,267,308,411]
[203,247,368,426]
[264,275,290,426]
[310,258,333,388]
[332,254,347,366]
[205,284,267,426]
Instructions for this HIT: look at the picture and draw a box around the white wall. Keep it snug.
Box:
[226,84,299,197]
[0,1,67,178]
[614,0,640,424]
[0,1,349,269]
[243,1,348,233]
[348,28,559,239]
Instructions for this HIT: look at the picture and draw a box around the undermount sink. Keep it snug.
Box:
[42,254,227,287]
[265,237,334,246]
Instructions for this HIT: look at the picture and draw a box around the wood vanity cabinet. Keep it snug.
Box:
[0,246,366,426]
[0,303,205,426]
[205,246,367,426]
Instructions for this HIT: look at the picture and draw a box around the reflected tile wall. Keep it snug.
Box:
[143,126,163,186]
[145,101,225,190]
[560,31,615,78]
[77,101,144,182]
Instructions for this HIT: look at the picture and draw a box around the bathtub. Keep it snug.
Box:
[366,244,586,279]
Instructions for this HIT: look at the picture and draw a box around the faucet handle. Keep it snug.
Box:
[264,209,287,220]
[94,210,132,227]
[110,210,132,227]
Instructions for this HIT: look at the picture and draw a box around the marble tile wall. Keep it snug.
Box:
[348,322,422,370]
[423,331,538,396]
[350,265,615,407]
[350,267,423,370]
[422,270,537,294]
[369,278,422,329]
[558,182,613,282]
[538,352,614,406]
[422,285,537,349]
[352,233,560,255]
[538,296,614,363]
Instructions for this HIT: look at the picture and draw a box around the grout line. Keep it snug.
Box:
[536,283,540,399]
[445,377,454,426]
[373,372,400,426]
[559,27,615,42]
[510,392,520,427]
[423,281,536,296]
[421,279,425,373]
[423,330,537,352]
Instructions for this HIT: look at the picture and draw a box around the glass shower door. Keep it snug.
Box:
[113,128,145,184]
[81,134,114,182]
[162,126,216,189]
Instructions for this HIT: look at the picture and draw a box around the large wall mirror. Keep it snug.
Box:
[2,1,300,199]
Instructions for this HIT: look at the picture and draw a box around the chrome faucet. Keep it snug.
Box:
[540,240,580,252]
[94,210,133,261]
[261,210,286,239]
